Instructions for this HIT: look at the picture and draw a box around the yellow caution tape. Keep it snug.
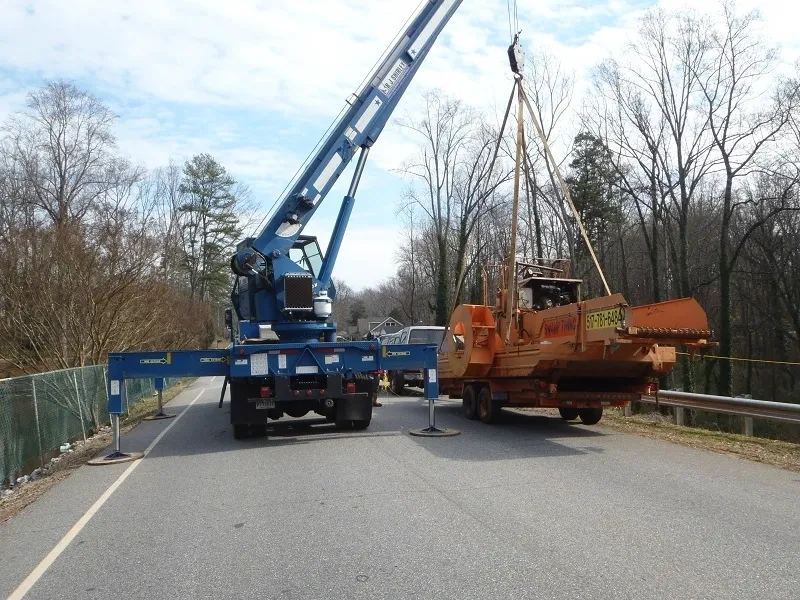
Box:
[677,351,800,367]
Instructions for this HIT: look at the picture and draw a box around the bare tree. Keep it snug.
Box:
[692,2,800,396]
[1,80,123,228]
[522,50,576,264]
[0,80,214,371]
[397,89,478,325]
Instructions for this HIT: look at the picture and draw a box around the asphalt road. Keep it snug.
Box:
[1,377,798,599]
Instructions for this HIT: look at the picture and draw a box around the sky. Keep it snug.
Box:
[1,0,797,289]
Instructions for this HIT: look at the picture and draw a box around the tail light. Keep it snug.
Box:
[259,386,272,398]
[346,382,356,394]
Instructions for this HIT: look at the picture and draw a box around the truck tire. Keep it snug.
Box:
[558,407,579,421]
[352,419,371,430]
[478,386,500,424]
[462,385,478,420]
[579,407,603,425]
[233,424,250,439]
[391,372,405,395]
[251,424,268,437]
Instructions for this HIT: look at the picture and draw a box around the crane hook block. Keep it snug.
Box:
[508,34,524,74]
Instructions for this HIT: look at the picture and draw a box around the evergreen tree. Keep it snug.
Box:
[566,132,618,238]
[348,299,366,327]
[566,132,620,294]
[178,154,244,304]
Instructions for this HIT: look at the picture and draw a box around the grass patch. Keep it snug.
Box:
[121,379,195,427]
[601,408,800,472]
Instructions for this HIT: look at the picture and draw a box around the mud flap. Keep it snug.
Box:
[336,395,372,421]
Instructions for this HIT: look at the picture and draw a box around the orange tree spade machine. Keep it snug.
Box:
[98,1,466,459]
[436,36,716,426]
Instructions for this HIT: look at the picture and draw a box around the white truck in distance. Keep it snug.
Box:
[384,326,446,395]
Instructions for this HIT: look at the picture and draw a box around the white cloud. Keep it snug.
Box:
[316,224,401,289]
[1,0,797,291]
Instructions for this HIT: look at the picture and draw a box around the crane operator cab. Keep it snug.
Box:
[229,235,335,334]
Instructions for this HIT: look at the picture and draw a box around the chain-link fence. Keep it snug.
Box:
[0,366,182,487]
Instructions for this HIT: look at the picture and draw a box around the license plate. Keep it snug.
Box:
[255,399,275,410]
[585,307,625,331]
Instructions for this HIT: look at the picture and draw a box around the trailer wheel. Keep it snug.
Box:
[462,385,478,420]
[251,424,268,437]
[233,424,250,439]
[478,386,499,424]
[558,407,579,421]
[352,419,371,430]
[578,407,603,425]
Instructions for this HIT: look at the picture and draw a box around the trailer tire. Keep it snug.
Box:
[478,386,499,424]
[233,424,250,439]
[352,419,371,430]
[579,407,603,425]
[462,385,478,420]
[251,423,268,437]
[558,407,579,421]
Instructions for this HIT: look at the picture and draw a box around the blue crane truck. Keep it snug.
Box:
[104,0,465,446]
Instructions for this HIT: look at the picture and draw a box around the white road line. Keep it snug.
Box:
[8,387,208,600]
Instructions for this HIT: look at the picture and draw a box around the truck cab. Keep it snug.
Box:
[388,326,446,395]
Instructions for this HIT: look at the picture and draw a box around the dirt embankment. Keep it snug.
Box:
[600,409,800,472]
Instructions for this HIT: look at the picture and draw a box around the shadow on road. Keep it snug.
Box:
[140,394,608,462]
[140,399,406,459]
[405,400,608,462]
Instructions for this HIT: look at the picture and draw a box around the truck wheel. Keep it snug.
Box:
[251,424,268,437]
[335,420,352,429]
[559,407,579,421]
[462,385,478,420]
[391,372,404,395]
[578,407,603,425]
[478,386,499,424]
[352,419,371,430]
[233,424,250,439]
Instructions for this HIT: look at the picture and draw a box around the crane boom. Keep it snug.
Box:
[230,0,462,343]
[255,0,461,254]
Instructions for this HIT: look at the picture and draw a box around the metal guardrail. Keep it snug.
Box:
[636,390,800,436]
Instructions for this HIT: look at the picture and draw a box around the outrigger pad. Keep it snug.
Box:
[409,427,461,437]
[87,451,144,465]
[144,413,176,421]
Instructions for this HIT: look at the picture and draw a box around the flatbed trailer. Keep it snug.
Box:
[437,276,715,426]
